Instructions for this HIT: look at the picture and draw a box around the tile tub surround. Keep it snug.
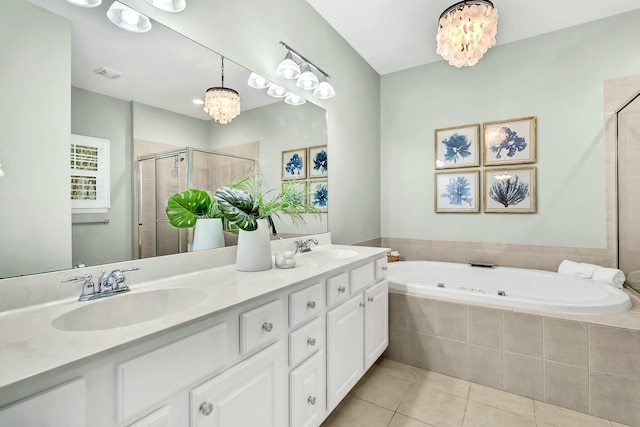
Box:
[321,358,629,427]
[385,291,640,427]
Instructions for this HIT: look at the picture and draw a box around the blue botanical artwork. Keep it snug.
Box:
[310,180,328,212]
[282,148,306,179]
[489,126,527,159]
[313,150,327,173]
[441,133,472,163]
[440,176,474,206]
[488,175,529,207]
[309,146,328,178]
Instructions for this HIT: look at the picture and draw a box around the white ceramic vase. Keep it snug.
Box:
[191,218,225,251]
[236,219,272,272]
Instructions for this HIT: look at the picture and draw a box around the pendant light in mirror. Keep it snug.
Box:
[247,72,271,89]
[145,0,186,13]
[284,93,306,106]
[204,57,241,124]
[107,1,152,33]
[64,0,102,7]
[267,83,288,98]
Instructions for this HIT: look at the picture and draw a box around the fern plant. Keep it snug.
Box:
[214,170,320,233]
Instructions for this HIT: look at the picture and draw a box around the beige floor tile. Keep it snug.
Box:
[413,369,470,398]
[376,358,419,381]
[468,383,534,419]
[354,367,412,410]
[463,400,536,427]
[321,397,394,427]
[397,383,467,427]
[534,401,610,427]
[388,413,435,427]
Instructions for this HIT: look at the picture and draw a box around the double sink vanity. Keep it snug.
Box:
[0,236,389,427]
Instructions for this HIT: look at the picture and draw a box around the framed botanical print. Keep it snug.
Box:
[434,124,480,169]
[308,179,328,213]
[484,167,536,213]
[483,116,536,166]
[282,147,307,180]
[282,180,307,212]
[308,145,328,178]
[434,170,480,213]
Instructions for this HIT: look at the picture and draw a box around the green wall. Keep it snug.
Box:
[71,87,133,267]
[381,10,640,248]
[121,0,381,245]
[132,102,209,149]
[0,0,71,278]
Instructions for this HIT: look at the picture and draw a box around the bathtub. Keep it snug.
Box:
[387,261,631,314]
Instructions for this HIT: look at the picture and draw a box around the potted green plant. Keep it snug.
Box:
[214,171,320,271]
[165,189,225,251]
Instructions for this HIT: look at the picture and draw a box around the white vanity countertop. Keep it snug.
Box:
[0,244,387,393]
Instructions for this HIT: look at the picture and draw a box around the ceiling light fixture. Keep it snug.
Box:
[107,1,152,33]
[275,51,301,80]
[277,41,335,99]
[284,93,306,106]
[145,0,186,13]
[436,0,498,68]
[204,57,241,124]
[64,0,102,7]
[266,83,288,98]
[247,72,271,89]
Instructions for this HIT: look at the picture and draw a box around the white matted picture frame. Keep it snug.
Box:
[434,124,480,169]
[308,145,328,178]
[483,167,536,213]
[282,180,307,212]
[483,116,536,166]
[308,179,328,213]
[282,147,307,180]
[435,170,480,213]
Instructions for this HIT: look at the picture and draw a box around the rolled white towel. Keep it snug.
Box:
[592,267,626,288]
[558,260,597,279]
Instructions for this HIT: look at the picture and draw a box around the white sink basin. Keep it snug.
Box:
[52,288,206,331]
[302,248,359,260]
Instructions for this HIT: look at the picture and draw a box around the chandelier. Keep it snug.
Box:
[204,57,241,124]
[436,0,498,68]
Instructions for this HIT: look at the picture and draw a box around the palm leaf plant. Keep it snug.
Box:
[214,170,321,234]
[165,189,223,228]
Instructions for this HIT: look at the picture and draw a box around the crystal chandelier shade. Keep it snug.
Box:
[436,0,498,68]
[204,57,241,124]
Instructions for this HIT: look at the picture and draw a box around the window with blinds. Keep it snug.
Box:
[70,134,110,213]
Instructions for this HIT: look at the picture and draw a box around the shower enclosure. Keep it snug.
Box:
[135,147,256,259]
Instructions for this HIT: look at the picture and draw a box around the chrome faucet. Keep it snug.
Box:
[63,267,140,302]
[294,238,318,254]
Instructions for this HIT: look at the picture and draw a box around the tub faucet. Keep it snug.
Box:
[294,238,318,253]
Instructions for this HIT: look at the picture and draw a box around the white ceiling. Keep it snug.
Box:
[306,0,640,75]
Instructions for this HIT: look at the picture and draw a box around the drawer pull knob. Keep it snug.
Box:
[359,302,365,308]
[308,396,317,405]
[200,402,214,416]
[307,300,316,309]
[307,337,316,346]
[368,296,374,302]
[262,322,274,332]
[338,286,346,293]
[382,266,388,271]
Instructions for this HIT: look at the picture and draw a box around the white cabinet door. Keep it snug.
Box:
[0,378,85,427]
[326,293,364,411]
[289,351,325,427]
[364,280,388,370]
[190,342,285,427]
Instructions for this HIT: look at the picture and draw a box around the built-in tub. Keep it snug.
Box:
[387,261,631,314]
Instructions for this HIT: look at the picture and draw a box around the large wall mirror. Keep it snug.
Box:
[2,0,328,278]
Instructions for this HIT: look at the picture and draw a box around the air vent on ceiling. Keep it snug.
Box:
[94,66,123,79]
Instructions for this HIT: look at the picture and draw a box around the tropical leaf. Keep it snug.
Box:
[214,187,260,231]
[165,189,212,228]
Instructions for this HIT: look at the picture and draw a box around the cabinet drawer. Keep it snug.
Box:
[289,282,322,328]
[350,262,375,294]
[129,406,170,427]
[117,323,227,421]
[375,256,388,281]
[240,299,283,355]
[289,317,322,368]
[289,351,325,427]
[326,272,349,307]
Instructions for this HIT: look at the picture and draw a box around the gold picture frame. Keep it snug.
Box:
[434,123,481,169]
[483,166,536,213]
[434,170,480,213]
[483,116,536,166]
[281,147,307,180]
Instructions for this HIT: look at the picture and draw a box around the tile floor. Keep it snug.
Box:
[320,358,631,427]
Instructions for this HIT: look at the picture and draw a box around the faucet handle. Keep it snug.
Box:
[62,273,92,284]
[108,267,141,290]
[62,274,96,301]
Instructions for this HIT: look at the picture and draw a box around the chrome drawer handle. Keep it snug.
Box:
[307,300,316,309]
[382,266,388,271]
[359,302,365,308]
[200,402,214,416]
[338,286,346,293]
[308,396,317,405]
[262,322,274,332]
[368,296,374,302]
[307,337,316,346]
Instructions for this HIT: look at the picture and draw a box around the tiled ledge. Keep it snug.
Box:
[386,290,640,426]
